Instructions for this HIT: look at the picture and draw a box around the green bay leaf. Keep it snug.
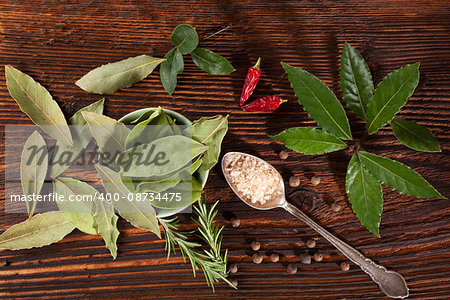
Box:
[160,48,184,95]
[366,63,420,134]
[21,130,48,217]
[391,118,441,152]
[0,212,75,250]
[5,65,73,146]
[340,43,374,120]
[190,115,228,172]
[281,62,352,140]
[170,24,199,55]
[92,194,119,259]
[76,55,165,94]
[270,127,347,155]
[49,99,105,178]
[53,177,98,235]
[191,48,235,75]
[118,135,208,178]
[358,151,444,199]
[346,152,383,237]
[95,164,160,238]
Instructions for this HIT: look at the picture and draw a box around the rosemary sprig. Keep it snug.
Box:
[159,197,236,291]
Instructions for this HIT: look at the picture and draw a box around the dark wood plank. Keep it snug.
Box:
[0,0,449,298]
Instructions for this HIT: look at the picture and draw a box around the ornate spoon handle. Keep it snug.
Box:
[284,202,409,299]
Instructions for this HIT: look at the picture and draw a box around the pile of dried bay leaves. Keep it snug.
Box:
[0,66,228,259]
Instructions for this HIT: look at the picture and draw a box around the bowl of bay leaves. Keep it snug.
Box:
[119,107,227,218]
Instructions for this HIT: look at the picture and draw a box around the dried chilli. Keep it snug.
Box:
[240,57,261,106]
[241,95,286,112]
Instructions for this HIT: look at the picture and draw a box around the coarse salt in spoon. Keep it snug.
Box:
[222,152,409,299]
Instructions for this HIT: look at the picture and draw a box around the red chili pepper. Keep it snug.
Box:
[240,58,261,106]
[241,95,287,112]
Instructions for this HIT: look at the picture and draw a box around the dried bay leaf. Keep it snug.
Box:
[121,174,136,193]
[49,99,105,178]
[118,135,208,178]
[53,177,98,235]
[0,212,75,250]
[136,157,203,193]
[5,65,73,146]
[20,130,48,217]
[76,55,165,94]
[150,177,203,210]
[95,164,160,238]
[124,108,181,147]
[125,109,161,148]
[92,195,119,259]
[128,108,161,124]
[190,115,228,172]
[82,111,130,169]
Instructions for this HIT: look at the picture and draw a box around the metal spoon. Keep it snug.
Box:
[222,152,409,299]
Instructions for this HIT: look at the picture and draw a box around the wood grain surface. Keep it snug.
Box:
[0,0,449,299]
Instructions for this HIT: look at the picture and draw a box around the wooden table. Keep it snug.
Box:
[0,0,449,298]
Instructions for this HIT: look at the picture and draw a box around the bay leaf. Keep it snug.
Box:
[53,177,98,235]
[366,63,420,134]
[391,118,441,152]
[118,135,208,178]
[0,212,75,250]
[170,24,199,55]
[150,177,203,210]
[270,127,347,155]
[340,43,374,120]
[136,157,203,193]
[20,130,48,217]
[189,115,228,172]
[191,48,235,75]
[125,109,161,148]
[92,194,119,259]
[146,108,181,137]
[49,99,105,178]
[121,174,136,193]
[358,151,444,199]
[82,111,130,167]
[76,55,165,94]
[160,48,184,95]
[95,164,160,238]
[5,65,73,146]
[125,108,181,148]
[128,108,160,124]
[281,62,352,140]
[346,152,383,237]
[136,178,180,194]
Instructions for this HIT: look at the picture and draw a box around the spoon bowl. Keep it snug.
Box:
[222,151,409,299]
[222,152,286,210]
